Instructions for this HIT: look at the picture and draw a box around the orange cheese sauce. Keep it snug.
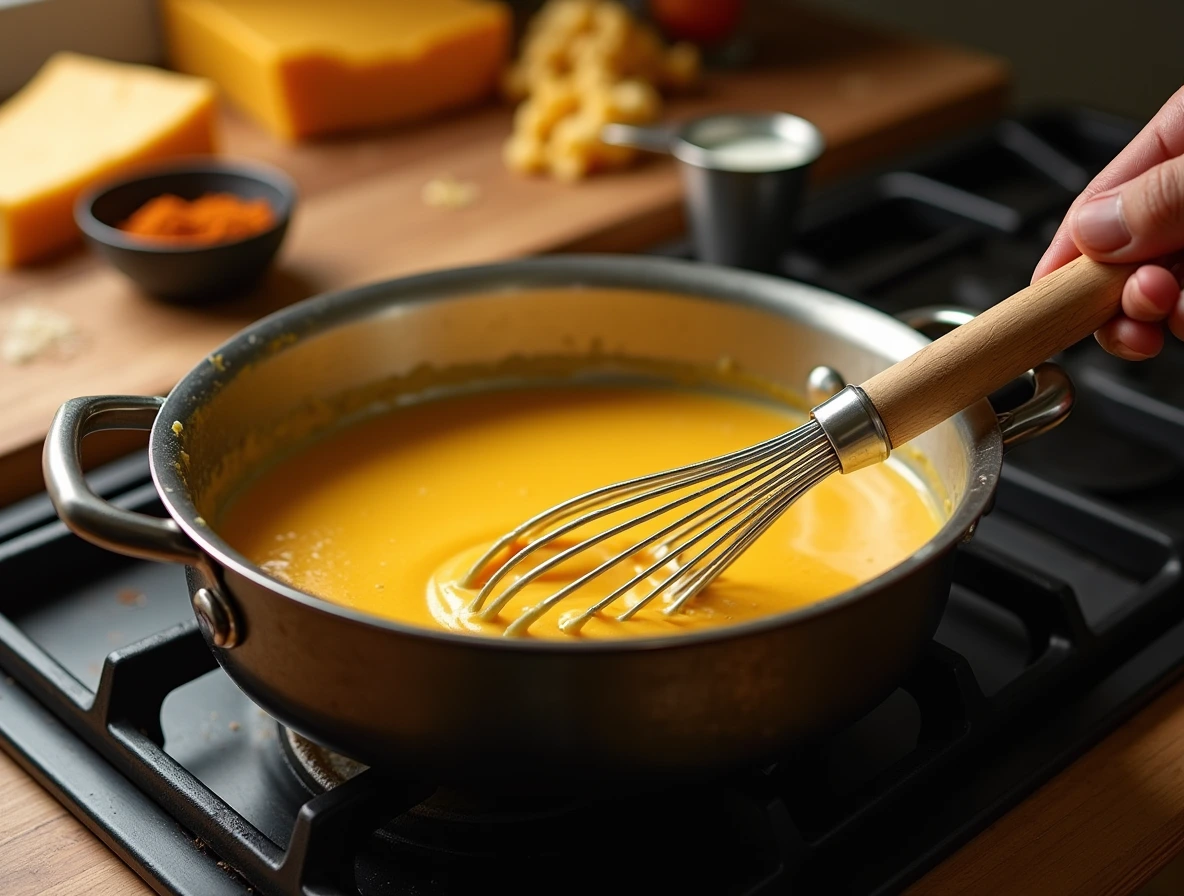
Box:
[217,384,944,640]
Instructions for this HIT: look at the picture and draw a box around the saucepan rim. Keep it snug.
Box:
[150,253,1001,653]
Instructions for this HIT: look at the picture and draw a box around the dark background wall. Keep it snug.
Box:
[2,0,1180,123]
[804,0,1183,123]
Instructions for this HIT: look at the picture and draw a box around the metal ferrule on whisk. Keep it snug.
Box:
[811,385,892,474]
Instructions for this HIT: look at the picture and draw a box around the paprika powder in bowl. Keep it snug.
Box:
[75,157,296,305]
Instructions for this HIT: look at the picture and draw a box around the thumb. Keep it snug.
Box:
[1070,154,1184,263]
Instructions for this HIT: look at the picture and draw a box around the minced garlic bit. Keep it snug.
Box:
[1,305,79,365]
[421,175,480,209]
[171,421,184,436]
[208,353,226,372]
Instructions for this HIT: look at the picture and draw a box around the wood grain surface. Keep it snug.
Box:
[0,749,153,896]
[910,676,1184,896]
[0,6,1009,507]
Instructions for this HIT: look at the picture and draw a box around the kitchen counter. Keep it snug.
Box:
[9,6,1181,896]
[914,675,1184,894]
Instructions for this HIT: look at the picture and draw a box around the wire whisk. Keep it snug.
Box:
[464,420,838,636]
[464,255,1130,637]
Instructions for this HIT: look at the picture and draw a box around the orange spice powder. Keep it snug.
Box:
[118,192,276,245]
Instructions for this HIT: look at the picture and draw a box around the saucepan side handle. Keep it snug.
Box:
[43,395,204,565]
[894,305,1075,453]
[994,363,1075,452]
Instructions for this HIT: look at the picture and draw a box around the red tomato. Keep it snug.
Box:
[648,0,746,46]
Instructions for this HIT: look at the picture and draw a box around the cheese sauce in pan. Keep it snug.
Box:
[217,384,944,640]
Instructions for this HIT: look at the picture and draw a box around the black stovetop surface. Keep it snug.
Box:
[4,104,1184,896]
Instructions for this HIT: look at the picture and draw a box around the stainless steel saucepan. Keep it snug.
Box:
[42,255,1072,790]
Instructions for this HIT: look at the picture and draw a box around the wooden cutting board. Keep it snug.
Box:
[0,6,1009,507]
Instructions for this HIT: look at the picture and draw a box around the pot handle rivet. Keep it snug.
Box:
[192,587,240,649]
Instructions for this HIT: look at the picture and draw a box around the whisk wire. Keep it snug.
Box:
[662,444,839,616]
[610,447,826,618]
[620,436,838,621]
[518,447,810,635]
[649,425,830,556]
[481,420,841,636]
[471,426,815,618]
[463,427,804,595]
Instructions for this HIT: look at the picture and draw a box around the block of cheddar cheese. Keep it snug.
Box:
[160,0,512,141]
[0,52,217,268]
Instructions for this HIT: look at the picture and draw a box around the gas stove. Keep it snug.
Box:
[4,104,1184,896]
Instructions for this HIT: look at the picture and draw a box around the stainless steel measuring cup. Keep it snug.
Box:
[602,112,826,273]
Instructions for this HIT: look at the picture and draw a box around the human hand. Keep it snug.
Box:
[1032,87,1184,360]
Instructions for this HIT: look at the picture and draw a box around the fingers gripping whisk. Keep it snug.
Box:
[461,381,893,638]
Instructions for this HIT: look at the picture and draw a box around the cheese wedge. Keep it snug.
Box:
[161,0,512,141]
[0,52,217,268]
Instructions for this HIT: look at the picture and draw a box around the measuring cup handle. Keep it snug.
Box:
[599,123,677,154]
[43,395,204,566]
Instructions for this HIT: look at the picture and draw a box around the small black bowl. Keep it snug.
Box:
[75,157,297,305]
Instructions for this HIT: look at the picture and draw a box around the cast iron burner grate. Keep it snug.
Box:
[281,725,798,885]
[5,105,1184,896]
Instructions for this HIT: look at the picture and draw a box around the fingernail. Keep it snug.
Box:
[1111,342,1151,361]
[1031,251,1050,284]
[1076,194,1130,252]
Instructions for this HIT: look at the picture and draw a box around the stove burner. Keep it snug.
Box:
[283,726,368,792]
[281,726,581,817]
[277,725,798,890]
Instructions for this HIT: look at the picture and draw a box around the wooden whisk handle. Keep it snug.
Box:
[860,255,1136,449]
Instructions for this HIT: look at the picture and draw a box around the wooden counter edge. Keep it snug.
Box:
[909,674,1184,894]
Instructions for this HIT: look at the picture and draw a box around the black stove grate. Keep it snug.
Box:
[5,104,1184,896]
